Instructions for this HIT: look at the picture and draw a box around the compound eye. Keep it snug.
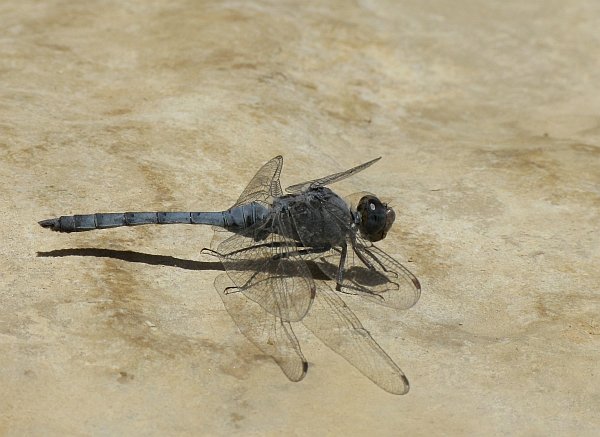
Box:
[357,195,393,242]
[382,206,395,238]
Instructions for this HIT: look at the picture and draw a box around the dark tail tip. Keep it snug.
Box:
[38,218,60,231]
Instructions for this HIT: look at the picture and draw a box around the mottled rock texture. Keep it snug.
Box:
[1,0,599,435]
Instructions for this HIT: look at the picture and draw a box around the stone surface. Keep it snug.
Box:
[1,0,599,435]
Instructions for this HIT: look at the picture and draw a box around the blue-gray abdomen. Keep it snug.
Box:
[39,202,271,233]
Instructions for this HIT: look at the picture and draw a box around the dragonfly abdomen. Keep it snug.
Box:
[38,202,271,233]
[39,211,228,232]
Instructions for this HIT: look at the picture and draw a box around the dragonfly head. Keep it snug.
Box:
[356,194,395,242]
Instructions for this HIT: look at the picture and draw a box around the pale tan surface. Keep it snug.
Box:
[1,1,600,435]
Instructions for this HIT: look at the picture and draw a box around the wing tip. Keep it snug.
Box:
[279,358,308,382]
[386,374,411,395]
[399,374,410,394]
[412,276,421,291]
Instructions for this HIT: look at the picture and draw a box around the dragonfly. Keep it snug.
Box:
[39,155,421,394]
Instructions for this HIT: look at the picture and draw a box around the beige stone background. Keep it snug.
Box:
[1,0,599,435]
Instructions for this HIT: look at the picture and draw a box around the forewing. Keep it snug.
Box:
[301,281,410,395]
[234,155,283,207]
[215,211,315,322]
[315,236,421,310]
[353,236,421,308]
[215,274,307,382]
[286,157,381,194]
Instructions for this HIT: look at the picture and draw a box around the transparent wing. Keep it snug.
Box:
[213,155,283,235]
[353,235,421,307]
[291,197,420,310]
[214,209,315,322]
[314,237,421,310]
[285,157,381,194]
[234,155,283,207]
[215,274,307,382]
[302,280,410,395]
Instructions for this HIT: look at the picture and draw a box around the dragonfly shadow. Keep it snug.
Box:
[36,248,330,280]
[36,248,223,271]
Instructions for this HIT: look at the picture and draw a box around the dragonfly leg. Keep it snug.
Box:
[203,241,298,258]
[202,247,263,292]
[353,246,377,271]
[354,245,400,281]
[359,247,393,273]
[347,235,378,271]
[335,242,347,291]
[223,286,242,295]
[201,247,221,256]
[270,245,330,261]
[232,245,329,289]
